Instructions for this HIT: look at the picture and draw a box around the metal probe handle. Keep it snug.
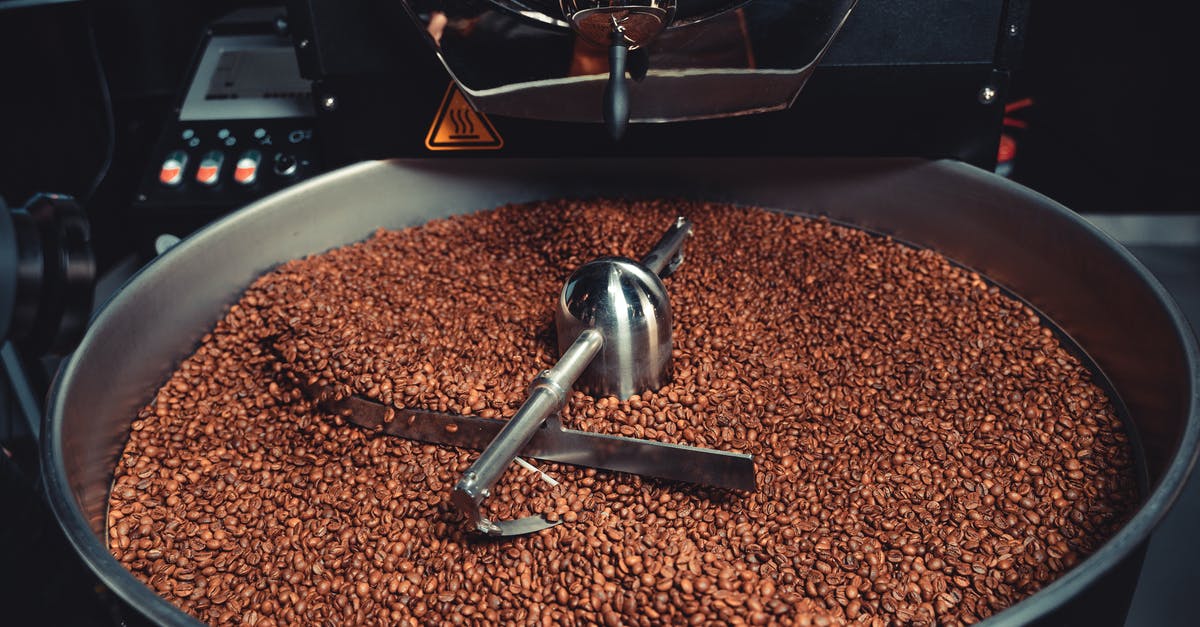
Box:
[452,329,603,535]
[640,216,693,277]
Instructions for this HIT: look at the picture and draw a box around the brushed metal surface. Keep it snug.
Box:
[328,394,756,491]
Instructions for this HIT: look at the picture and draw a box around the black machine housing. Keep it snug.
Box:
[132,0,1027,229]
[289,0,1027,166]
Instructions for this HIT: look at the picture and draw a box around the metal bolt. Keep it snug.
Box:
[321,95,338,112]
[1008,23,1019,37]
[978,86,997,104]
[298,39,310,50]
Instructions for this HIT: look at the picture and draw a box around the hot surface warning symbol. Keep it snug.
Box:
[425,83,503,151]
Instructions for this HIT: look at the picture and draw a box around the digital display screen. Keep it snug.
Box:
[205,49,311,104]
[180,35,314,121]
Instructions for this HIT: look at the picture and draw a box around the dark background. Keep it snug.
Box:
[1008,3,1197,216]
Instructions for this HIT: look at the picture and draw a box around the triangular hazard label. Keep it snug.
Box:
[425,83,504,151]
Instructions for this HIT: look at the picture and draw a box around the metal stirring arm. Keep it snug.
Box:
[641,215,692,277]
[452,216,697,536]
[452,330,602,536]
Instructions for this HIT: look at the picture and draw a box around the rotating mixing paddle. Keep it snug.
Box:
[316,217,755,537]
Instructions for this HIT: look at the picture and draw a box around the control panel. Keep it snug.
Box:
[138,119,319,211]
[130,19,324,228]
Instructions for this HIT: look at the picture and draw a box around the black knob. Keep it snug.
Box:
[604,36,630,142]
[0,194,95,355]
[274,153,298,177]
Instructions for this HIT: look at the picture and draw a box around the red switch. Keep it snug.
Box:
[196,151,224,186]
[159,151,187,187]
[234,150,261,185]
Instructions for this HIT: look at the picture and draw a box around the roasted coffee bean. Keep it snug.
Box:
[108,199,1137,626]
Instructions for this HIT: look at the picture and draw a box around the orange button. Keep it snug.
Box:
[196,165,219,185]
[159,166,181,185]
[195,151,224,186]
[233,151,261,185]
[159,150,187,187]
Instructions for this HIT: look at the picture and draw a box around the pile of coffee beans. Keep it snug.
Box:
[108,200,1137,626]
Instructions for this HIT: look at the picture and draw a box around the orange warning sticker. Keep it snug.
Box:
[425,83,504,151]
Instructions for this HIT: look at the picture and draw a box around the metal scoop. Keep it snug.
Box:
[320,217,756,537]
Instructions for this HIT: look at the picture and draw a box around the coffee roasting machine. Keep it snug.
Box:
[6,1,1200,627]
